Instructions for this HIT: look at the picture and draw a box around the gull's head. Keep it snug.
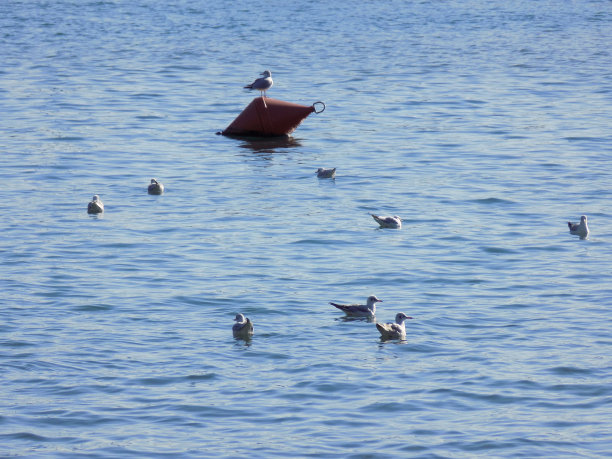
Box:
[581,215,588,223]
[261,70,272,77]
[234,313,245,322]
[150,178,158,184]
[394,216,402,221]
[367,295,383,305]
[92,195,100,202]
[396,312,413,323]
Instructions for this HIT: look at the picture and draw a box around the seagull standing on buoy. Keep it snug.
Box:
[568,215,589,239]
[244,70,273,98]
[376,312,413,340]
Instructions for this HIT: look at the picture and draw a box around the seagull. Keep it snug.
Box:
[371,214,402,229]
[316,167,336,179]
[376,312,413,340]
[148,178,164,195]
[87,195,104,214]
[244,70,273,98]
[330,295,382,318]
[232,313,254,339]
[568,215,589,239]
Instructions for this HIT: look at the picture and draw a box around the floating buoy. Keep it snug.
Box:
[220,97,325,137]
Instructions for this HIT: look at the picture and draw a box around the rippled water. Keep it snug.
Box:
[1,0,611,457]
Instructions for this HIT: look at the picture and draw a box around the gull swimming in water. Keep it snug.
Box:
[568,215,589,239]
[244,70,273,98]
[87,195,104,214]
[148,178,164,195]
[316,167,336,179]
[371,214,402,229]
[330,295,382,318]
[376,312,413,340]
[232,313,254,339]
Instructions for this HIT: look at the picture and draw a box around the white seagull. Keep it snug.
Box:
[87,195,104,214]
[244,70,273,98]
[376,312,413,340]
[148,178,164,195]
[316,167,336,179]
[371,213,402,229]
[568,215,589,239]
[232,313,254,339]
[330,295,382,318]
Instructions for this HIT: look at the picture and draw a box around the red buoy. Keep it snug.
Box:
[221,97,325,137]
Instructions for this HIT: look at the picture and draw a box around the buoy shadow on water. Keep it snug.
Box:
[218,97,324,138]
[236,136,303,154]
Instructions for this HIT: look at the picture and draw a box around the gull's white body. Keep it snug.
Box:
[244,70,273,97]
[568,215,589,238]
[376,312,413,340]
[148,178,164,195]
[316,167,336,179]
[330,295,382,318]
[371,214,402,229]
[232,313,254,339]
[87,195,104,214]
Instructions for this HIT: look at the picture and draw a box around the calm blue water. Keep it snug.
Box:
[1,0,612,457]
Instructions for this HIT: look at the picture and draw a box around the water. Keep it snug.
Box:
[1,0,611,457]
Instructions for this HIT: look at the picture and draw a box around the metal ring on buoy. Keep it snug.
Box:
[313,101,325,114]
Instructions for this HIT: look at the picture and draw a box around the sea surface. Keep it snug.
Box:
[1,0,611,457]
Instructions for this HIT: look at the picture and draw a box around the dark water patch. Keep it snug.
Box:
[523,244,564,252]
[173,404,258,418]
[428,388,533,405]
[539,162,564,168]
[34,411,120,428]
[434,143,463,149]
[319,418,374,429]
[1,339,35,348]
[361,401,422,413]
[132,373,217,386]
[439,235,471,242]
[564,136,605,142]
[45,136,86,142]
[549,366,595,376]
[465,99,487,105]
[72,303,115,312]
[291,238,355,245]
[422,277,487,285]
[481,246,519,254]
[469,197,516,205]
[531,399,607,410]
[548,383,610,398]
[136,114,164,120]
[130,93,163,99]
[0,432,52,442]
[493,302,533,310]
